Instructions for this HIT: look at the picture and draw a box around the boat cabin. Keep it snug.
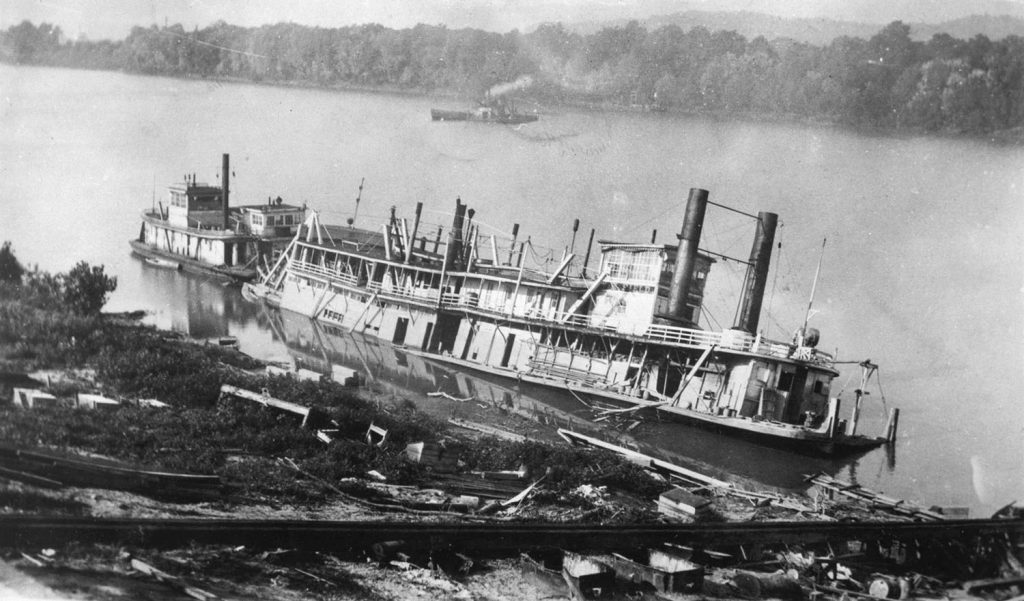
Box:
[241,198,305,238]
[166,182,227,230]
[591,243,713,335]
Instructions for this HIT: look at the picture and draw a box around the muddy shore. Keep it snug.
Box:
[1,294,1021,600]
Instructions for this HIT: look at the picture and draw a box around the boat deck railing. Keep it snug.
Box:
[290,259,357,285]
[367,280,441,304]
[438,290,832,365]
[286,261,833,366]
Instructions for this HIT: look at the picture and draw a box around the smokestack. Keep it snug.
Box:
[221,153,230,230]
[406,202,423,263]
[734,211,778,334]
[444,198,467,270]
[659,188,709,326]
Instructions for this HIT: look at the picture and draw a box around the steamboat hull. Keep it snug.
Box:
[130,239,256,283]
[404,347,885,457]
[264,270,886,458]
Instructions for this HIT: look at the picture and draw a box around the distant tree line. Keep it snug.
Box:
[2,18,1023,135]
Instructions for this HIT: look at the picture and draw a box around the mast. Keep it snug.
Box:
[349,178,364,227]
[800,237,827,345]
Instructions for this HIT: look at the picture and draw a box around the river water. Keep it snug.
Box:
[2,64,1022,515]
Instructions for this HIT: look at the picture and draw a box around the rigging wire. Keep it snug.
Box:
[764,220,784,337]
[875,367,890,415]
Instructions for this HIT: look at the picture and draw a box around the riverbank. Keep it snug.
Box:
[3,261,1024,599]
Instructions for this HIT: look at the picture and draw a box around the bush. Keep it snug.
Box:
[0,241,24,284]
[63,261,116,315]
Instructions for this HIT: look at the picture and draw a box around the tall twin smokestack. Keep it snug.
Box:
[734,212,778,334]
[660,188,777,333]
[661,188,707,326]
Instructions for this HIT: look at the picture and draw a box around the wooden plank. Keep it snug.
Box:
[0,465,64,489]
[219,384,309,418]
[557,428,730,488]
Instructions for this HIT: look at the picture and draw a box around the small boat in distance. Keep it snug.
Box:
[142,257,181,270]
[130,154,305,283]
[432,95,538,125]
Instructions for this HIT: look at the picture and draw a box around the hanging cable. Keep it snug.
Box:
[765,220,784,337]
[875,366,890,415]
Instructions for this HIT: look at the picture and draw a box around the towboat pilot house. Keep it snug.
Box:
[248,188,894,455]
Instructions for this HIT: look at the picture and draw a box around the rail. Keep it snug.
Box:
[4,515,1021,554]
[437,291,833,365]
[366,280,440,303]
[290,259,360,286]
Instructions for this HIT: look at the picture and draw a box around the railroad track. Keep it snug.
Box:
[4,516,1022,556]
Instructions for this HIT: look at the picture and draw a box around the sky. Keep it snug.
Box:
[4,0,1024,41]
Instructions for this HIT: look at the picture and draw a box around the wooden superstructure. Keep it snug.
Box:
[244,188,897,455]
[130,154,304,282]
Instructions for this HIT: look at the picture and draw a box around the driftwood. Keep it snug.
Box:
[732,570,803,600]
[130,557,219,601]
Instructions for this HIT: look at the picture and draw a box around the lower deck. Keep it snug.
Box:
[273,271,886,456]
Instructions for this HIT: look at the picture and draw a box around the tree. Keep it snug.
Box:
[63,262,117,315]
[0,241,25,284]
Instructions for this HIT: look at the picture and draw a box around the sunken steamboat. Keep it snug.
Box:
[243,188,898,456]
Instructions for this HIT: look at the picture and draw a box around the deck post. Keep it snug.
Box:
[826,398,842,439]
[885,407,900,443]
[848,390,863,436]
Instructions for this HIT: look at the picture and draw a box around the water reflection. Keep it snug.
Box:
[135,257,264,339]
[260,305,880,493]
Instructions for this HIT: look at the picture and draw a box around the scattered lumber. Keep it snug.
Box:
[732,569,803,600]
[447,418,527,442]
[0,445,221,500]
[806,473,946,521]
[562,552,615,599]
[404,442,459,472]
[604,550,704,593]
[130,556,219,600]
[219,384,339,442]
[658,487,712,520]
[557,428,731,489]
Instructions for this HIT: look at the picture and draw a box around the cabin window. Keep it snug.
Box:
[603,249,661,284]
[252,214,263,226]
[284,215,294,225]
[813,380,828,395]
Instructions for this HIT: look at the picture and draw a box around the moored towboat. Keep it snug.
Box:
[243,188,898,456]
[130,154,305,283]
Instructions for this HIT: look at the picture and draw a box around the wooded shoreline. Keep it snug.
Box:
[4,18,1024,142]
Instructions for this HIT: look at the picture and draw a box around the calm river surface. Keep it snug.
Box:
[2,64,1022,514]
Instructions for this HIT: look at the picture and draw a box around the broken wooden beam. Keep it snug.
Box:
[732,569,803,600]
[557,428,731,488]
[219,384,309,420]
[806,472,946,521]
[447,418,527,442]
[130,556,219,600]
